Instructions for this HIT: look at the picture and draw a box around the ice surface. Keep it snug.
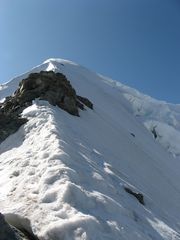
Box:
[0,59,180,239]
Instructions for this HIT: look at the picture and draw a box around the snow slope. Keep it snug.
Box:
[0,59,180,239]
[105,79,180,158]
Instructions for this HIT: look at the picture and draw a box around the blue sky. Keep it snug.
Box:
[0,0,180,103]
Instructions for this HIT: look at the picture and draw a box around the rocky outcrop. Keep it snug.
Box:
[2,71,77,116]
[1,71,93,117]
[124,187,145,205]
[0,71,93,144]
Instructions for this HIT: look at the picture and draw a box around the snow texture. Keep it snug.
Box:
[0,58,180,239]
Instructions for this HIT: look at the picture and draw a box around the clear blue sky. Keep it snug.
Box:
[0,0,180,103]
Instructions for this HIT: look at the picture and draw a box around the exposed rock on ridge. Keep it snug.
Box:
[2,71,93,116]
[0,70,93,143]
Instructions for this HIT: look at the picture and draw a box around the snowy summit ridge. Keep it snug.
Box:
[0,58,180,240]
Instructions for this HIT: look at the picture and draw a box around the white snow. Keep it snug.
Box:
[0,59,180,239]
[115,83,180,158]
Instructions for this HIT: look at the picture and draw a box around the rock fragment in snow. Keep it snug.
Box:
[130,132,135,137]
[151,126,158,139]
[124,187,145,205]
[77,95,93,109]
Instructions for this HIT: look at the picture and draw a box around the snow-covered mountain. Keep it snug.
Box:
[0,58,180,240]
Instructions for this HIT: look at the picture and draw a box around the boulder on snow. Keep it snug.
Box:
[124,187,145,205]
[0,213,17,240]
[2,213,40,240]
[0,212,26,240]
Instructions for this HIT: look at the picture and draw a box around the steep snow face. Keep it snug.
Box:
[0,59,180,239]
[108,81,180,159]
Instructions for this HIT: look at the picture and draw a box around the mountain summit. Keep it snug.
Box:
[0,59,180,240]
